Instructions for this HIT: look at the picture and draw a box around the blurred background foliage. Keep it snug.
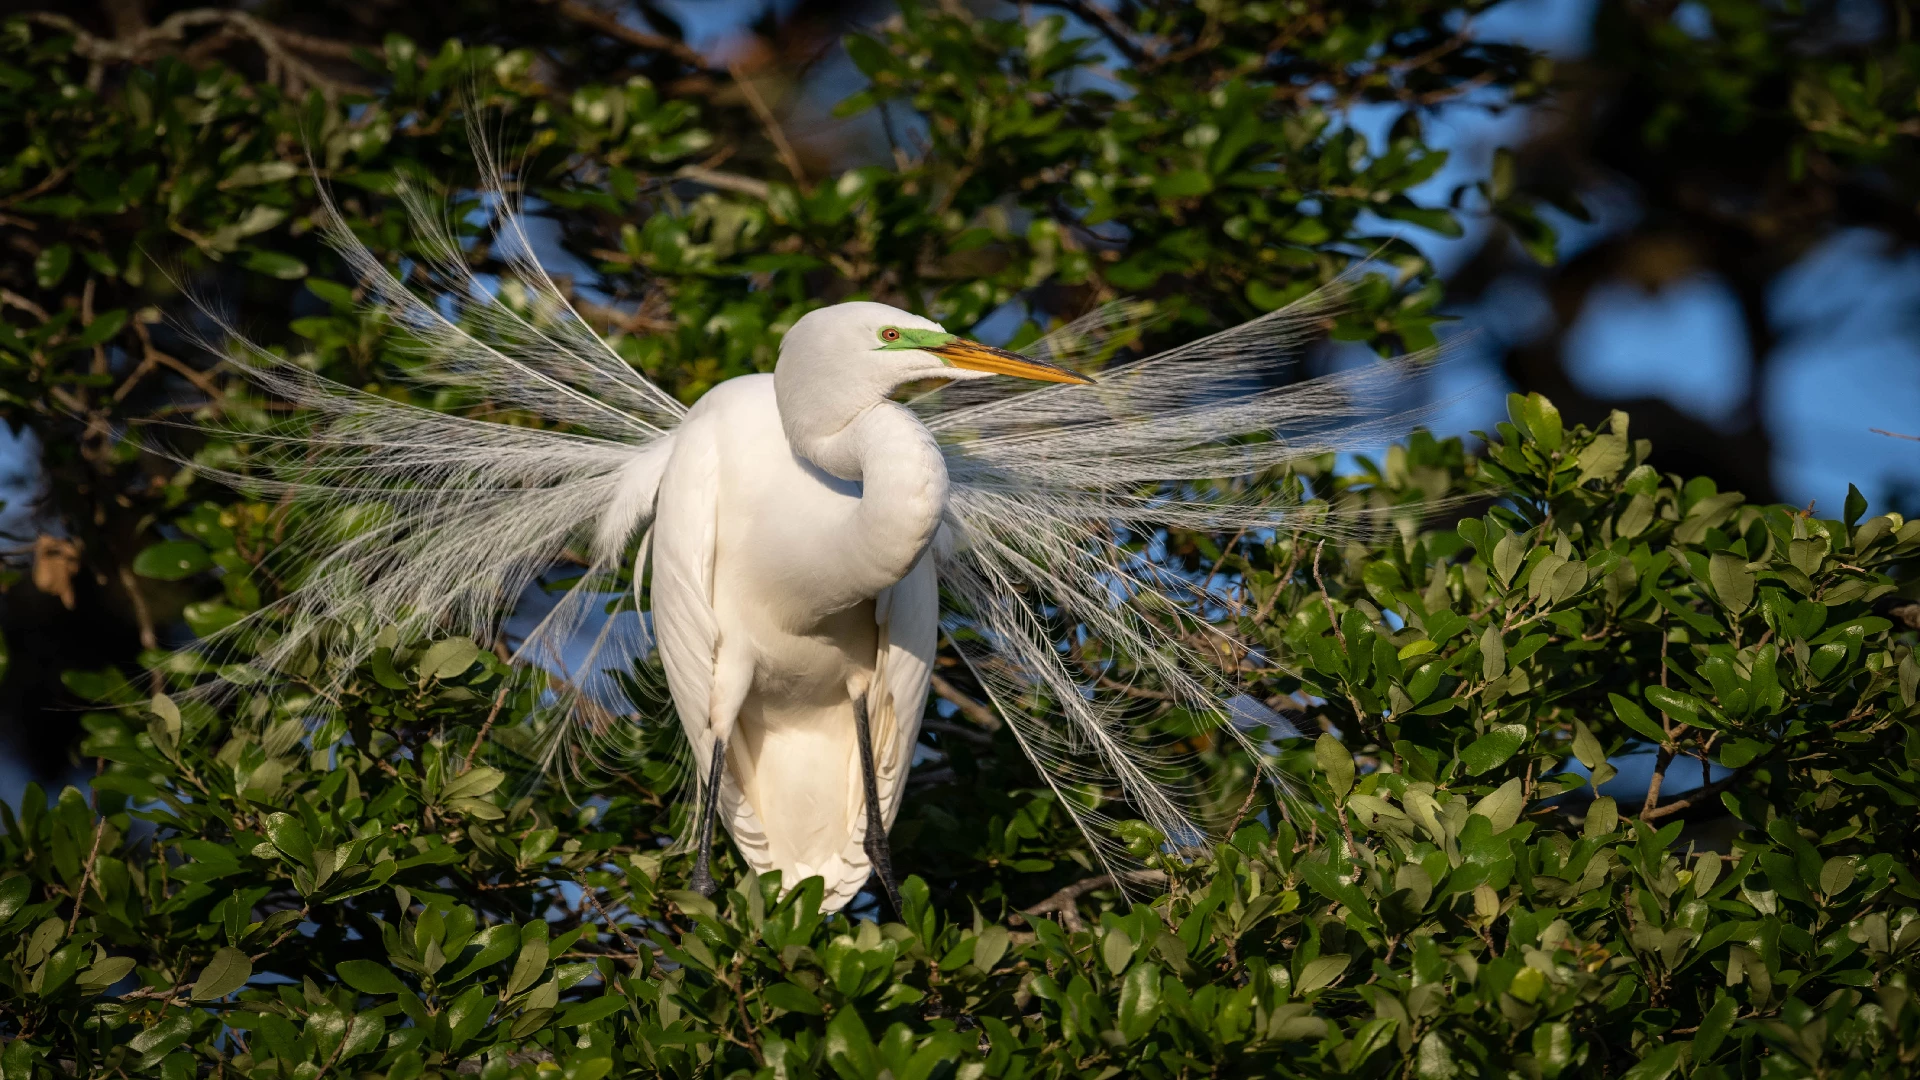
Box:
[2,0,1920,1075]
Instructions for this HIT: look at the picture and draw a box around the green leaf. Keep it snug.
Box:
[243,249,309,280]
[418,637,480,682]
[221,161,301,188]
[1117,961,1162,1041]
[444,984,491,1049]
[765,981,825,1015]
[1719,737,1769,768]
[1583,796,1618,838]
[1480,625,1506,680]
[34,244,71,288]
[557,995,627,1027]
[824,1005,877,1080]
[1151,170,1212,198]
[1820,856,1857,897]
[1575,433,1628,485]
[1470,778,1525,832]
[1459,723,1528,775]
[132,541,211,581]
[191,946,252,1000]
[1709,553,1754,614]
[973,924,1010,971]
[504,923,550,996]
[1297,955,1349,996]
[1316,734,1354,800]
[1645,685,1705,725]
[1532,1023,1575,1077]
[76,309,127,348]
[1844,483,1868,527]
[1492,534,1527,586]
[0,875,29,922]
[264,812,314,865]
[336,959,406,996]
[1619,1043,1683,1080]
[1570,720,1605,771]
[440,766,504,802]
[77,955,136,993]
[441,924,517,983]
[1693,993,1738,1060]
[1102,928,1133,975]
[36,944,85,995]
[1609,693,1668,744]
[1415,1032,1458,1079]
[129,1015,193,1063]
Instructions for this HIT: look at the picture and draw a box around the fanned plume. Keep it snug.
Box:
[182,143,1443,888]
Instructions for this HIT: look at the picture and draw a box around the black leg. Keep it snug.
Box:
[853,693,905,918]
[687,737,725,898]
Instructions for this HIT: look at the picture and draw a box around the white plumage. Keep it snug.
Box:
[650,369,939,909]
[191,163,1425,912]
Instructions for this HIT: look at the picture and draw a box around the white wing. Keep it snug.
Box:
[184,142,682,734]
[872,552,938,830]
[932,285,1430,877]
[645,418,775,863]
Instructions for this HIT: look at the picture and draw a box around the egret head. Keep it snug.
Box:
[775,301,1091,478]
[779,301,1093,391]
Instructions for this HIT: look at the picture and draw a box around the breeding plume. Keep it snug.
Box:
[199,170,1420,913]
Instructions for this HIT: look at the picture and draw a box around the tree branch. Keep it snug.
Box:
[1032,1,1149,65]
[24,10,376,97]
[729,62,808,190]
[930,672,1002,732]
[538,0,712,71]
[1020,869,1167,934]
[1636,771,1744,822]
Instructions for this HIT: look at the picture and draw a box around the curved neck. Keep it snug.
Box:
[786,398,948,603]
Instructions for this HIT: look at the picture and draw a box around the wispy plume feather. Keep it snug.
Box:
[182,131,1442,885]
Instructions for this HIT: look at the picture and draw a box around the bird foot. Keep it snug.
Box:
[688,865,719,898]
[864,840,905,919]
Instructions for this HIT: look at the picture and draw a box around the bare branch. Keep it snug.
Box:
[1635,771,1745,822]
[1032,1,1149,65]
[539,0,712,71]
[930,672,1003,732]
[729,62,809,190]
[1020,869,1167,933]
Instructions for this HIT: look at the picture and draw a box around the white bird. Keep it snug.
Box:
[651,305,1092,907]
[193,162,1419,913]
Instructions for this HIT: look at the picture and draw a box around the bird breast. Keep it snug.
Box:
[689,374,946,627]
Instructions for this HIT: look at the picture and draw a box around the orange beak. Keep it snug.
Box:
[926,339,1095,384]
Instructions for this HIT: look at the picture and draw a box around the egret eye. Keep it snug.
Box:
[879,327,902,343]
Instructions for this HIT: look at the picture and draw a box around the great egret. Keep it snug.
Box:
[197,167,1416,913]
[651,303,1091,909]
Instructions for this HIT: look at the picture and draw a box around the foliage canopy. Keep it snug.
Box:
[3,2,1920,1078]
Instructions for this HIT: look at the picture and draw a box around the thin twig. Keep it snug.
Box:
[1021,869,1168,934]
[313,1015,357,1080]
[67,817,107,935]
[116,565,164,693]
[1224,774,1263,838]
[674,165,771,201]
[1639,744,1675,821]
[729,62,809,190]
[461,683,512,772]
[577,880,645,973]
[1637,772,1744,822]
[1032,0,1149,64]
[24,10,374,97]
[930,672,1003,732]
[540,0,712,70]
